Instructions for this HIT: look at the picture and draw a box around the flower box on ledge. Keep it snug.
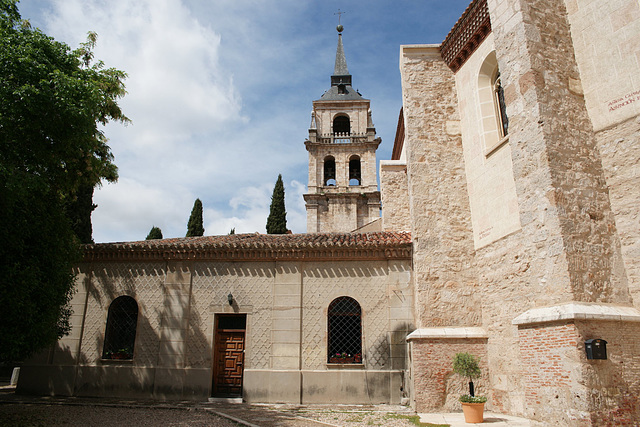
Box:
[328,355,362,364]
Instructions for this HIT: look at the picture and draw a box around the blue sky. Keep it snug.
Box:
[17,0,471,242]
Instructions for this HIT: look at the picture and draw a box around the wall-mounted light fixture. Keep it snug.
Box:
[227,293,233,306]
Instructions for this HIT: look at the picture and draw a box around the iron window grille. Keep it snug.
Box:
[102,296,138,360]
[328,296,362,364]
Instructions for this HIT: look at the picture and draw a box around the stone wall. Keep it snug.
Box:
[487,0,629,304]
[456,0,637,419]
[454,34,521,248]
[564,0,640,132]
[305,192,381,233]
[399,45,480,328]
[19,256,412,404]
[379,161,411,232]
[595,118,640,308]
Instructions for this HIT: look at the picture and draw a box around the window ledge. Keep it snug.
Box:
[100,358,134,364]
[484,135,509,158]
[326,363,365,369]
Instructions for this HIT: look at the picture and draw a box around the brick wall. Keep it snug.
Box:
[518,320,640,425]
[411,338,488,413]
[577,320,640,426]
[518,322,586,423]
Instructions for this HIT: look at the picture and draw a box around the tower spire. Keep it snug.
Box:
[331,25,352,90]
[334,33,349,76]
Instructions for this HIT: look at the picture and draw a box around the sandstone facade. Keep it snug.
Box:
[18,233,413,403]
[17,1,640,423]
[395,0,640,424]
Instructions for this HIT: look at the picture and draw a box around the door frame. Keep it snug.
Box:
[212,313,247,397]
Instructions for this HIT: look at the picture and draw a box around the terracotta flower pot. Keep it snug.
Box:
[461,402,485,423]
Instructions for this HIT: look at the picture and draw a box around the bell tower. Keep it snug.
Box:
[304,26,381,233]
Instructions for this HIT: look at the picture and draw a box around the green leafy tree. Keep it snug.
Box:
[228,228,236,235]
[266,174,287,234]
[63,183,97,244]
[453,352,482,397]
[0,1,128,362]
[186,198,204,237]
[146,226,163,240]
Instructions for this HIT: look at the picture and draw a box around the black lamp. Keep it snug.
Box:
[227,293,233,305]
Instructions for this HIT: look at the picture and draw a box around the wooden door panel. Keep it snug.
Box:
[213,328,245,396]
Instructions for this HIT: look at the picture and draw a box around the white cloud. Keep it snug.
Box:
[17,0,474,243]
[204,178,307,236]
[93,177,194,242]
[47,0,242,142]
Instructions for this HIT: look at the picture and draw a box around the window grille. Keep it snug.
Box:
[328,296,362,364]
[494,72,509,137]
[102,296,138,360]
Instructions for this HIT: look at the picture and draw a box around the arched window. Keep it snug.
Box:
[478,52,509,154]
[324,156,336,186]
[349,156,361,186]
[102,296,138,360]
[333,115,350,136]
[327,297,362,364]
[493,72,508,137]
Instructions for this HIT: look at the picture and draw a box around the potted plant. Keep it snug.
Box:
[453,352,487,423]
[111,348,133,360]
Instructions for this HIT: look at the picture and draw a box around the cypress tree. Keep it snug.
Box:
[146,226,163,240]
[186,198,204,237]
[266,174,287,234]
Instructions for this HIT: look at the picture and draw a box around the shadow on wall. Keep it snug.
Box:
[18,262,213,400]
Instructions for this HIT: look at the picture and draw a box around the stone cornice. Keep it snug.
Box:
[406,327,488,340]
[512,303,640,326]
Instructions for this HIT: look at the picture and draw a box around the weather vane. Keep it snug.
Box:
[334,9,345,33]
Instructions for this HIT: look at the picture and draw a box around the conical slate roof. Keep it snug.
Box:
[334,33,349,75]
[318,30,365,101]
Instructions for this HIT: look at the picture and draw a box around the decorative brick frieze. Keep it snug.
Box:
[441,0,492,72]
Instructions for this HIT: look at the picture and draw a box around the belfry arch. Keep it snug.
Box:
[333,114,351,135]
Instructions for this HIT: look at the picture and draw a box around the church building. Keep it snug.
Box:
[380,0,640,424]
[18,26,413,406]
[18,0,640,425]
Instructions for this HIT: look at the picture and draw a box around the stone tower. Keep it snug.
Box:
[304,27,381,233]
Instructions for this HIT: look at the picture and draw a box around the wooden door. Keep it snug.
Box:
[213,315,246,396]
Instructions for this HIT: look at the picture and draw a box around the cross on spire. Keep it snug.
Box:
[334,9,345,25]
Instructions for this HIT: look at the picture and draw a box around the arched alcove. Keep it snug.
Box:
[324,156,336,186]
[333,115,350,136]
[349,155,361,186]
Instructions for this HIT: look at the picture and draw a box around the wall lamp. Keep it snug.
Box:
[227,293,233,306]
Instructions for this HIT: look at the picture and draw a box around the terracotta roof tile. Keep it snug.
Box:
[83,232,412,262]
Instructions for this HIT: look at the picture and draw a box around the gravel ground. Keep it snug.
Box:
[0,404,238,427]
[0,385,436,427]
[0,402,437,427]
